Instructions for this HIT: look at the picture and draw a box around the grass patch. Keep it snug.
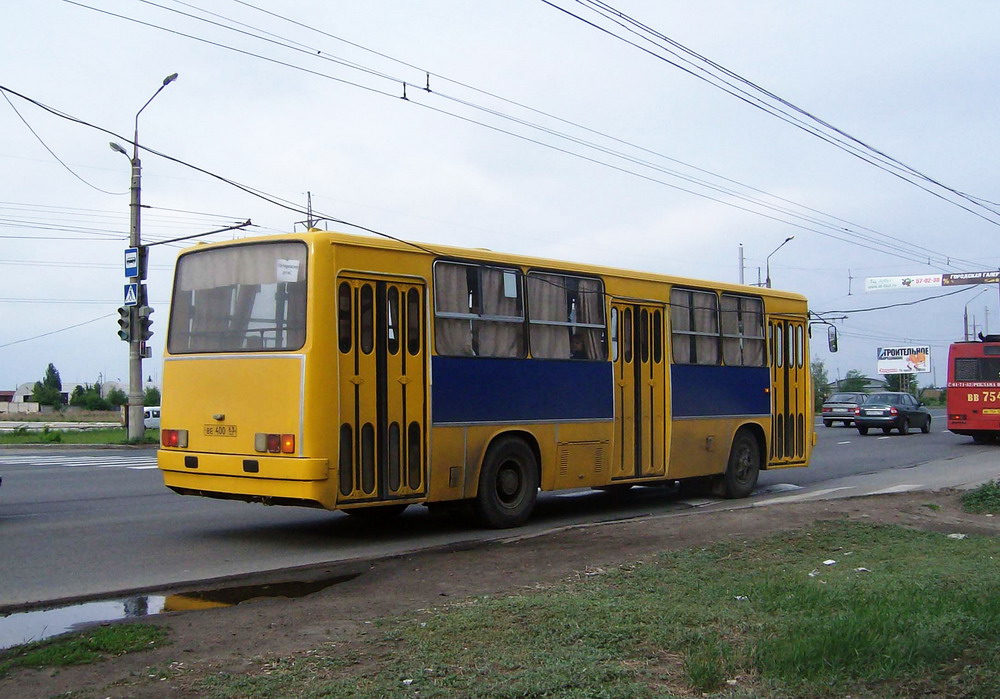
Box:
[0,427,158,445]
[190,521,1000,698]
[0,624,167,678]
[962,480,1000,514]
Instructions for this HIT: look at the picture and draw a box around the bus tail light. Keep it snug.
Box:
[162,429,188,448]
[950,414,967,421]
[255,433,295,454]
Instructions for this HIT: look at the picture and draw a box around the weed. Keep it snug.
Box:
[0,624,167,678]
[962,480,1000,514]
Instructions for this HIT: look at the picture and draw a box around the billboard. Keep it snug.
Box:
[865,275,942,292]
[942,271,1000,286]
[877,346,931,374]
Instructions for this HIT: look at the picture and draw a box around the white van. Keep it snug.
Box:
[143,407,161,430]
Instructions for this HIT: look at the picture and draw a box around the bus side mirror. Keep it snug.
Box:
[828,325,838,353]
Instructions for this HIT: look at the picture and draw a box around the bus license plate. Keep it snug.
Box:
[204,424,237,437]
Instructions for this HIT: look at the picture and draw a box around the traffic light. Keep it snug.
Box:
[117,306,133,342]
[137,305,154,341]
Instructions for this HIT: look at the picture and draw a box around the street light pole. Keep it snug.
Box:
[765,236,794,289]
[111,72,177,441]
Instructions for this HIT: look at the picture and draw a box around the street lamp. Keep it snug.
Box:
[765,236,794,289]
[110,72,178,441]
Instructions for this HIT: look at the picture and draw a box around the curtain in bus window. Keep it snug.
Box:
[693,293,719,364]
[170,242,307,353]
[190,286,233,351]
[478,267,523,357]
[720,295,764,366]
[528,273,570,358]
[670,288,720,365]
[284,280,307,349]
[228,285,257,349]
[670,289,692,363]
[577,277,605,359]
[433,263,474,356]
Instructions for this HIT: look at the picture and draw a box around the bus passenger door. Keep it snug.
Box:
[610,303,667,480]
[337,277,427,504]
[768,318,808,465]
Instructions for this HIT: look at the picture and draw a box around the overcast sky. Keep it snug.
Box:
[3,0,999,392]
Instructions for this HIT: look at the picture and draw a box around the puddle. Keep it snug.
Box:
[0,574,358,651]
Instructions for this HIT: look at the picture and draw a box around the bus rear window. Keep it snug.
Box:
[168,242,308,353]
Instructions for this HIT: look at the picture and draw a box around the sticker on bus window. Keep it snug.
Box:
[276,259,300,282]
[503,271,518,298]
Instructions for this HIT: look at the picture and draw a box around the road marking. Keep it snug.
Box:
[868,484,923,494]
[877,436,892,440]
[837,441,851,445]
[754,486,856,505]
[127,465,159,470]
[0,455,157,470]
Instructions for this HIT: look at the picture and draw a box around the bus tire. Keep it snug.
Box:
[474,436,539,529]
[715,429,761,499]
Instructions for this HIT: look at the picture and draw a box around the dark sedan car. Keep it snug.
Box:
[854,392,931,435]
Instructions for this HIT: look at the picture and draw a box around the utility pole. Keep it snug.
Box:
[111,73,177,441]
[738,243,745,285]
[306,191,316,229]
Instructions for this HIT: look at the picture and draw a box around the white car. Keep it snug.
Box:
[143,407,161,430]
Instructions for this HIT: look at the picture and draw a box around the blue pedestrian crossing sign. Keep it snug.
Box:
[125,247,139,278]
[124,282,139,307]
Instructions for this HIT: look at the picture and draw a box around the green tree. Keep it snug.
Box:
[840,369,869,392]
[144,386,161,406]
[30,363,64,407]
[69,384,111,410]
[886,373,917,394]
[42,363,62,391]
[107,387,128,407]
[811,360,830,410]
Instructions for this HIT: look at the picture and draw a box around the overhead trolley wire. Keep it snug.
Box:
[50,1,989,270]
[550,0,1000,226]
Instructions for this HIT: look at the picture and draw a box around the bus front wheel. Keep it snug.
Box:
[714,429,761,499]
[474,436,539,529]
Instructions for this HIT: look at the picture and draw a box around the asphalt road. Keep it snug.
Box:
[0,408,992,609]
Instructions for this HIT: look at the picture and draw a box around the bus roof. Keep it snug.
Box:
[179,229,809,303]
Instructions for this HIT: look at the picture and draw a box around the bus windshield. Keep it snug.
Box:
[168,241,308,354]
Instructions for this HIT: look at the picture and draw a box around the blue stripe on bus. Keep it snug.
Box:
[431,357,614,424]
[671,364,770,418]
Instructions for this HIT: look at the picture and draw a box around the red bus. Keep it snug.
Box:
[947,334,1000,443]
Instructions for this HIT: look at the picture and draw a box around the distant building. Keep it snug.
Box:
[9,380,128,405]
[825,377,888,393]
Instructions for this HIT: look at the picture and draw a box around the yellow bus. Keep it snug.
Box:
[158,230,812,528]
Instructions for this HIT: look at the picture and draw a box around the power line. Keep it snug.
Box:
[1,89,127,196]
[817,285,977,315]
[52,2,984,271]
[547,0,1000,227]
[0,313,114,350]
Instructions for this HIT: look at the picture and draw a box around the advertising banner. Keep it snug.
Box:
[941,271,1000,286]
[877,346,931,374]
[865,275,942,292]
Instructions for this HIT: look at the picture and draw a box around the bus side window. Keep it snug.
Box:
[360,284,374,354]
[338,282,352,354]
[406,288,421,356]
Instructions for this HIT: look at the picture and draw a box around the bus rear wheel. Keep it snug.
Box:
[714,429,761,499]
[474,436,539,529]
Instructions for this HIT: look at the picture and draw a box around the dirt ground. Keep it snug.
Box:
[3,489,998,698]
